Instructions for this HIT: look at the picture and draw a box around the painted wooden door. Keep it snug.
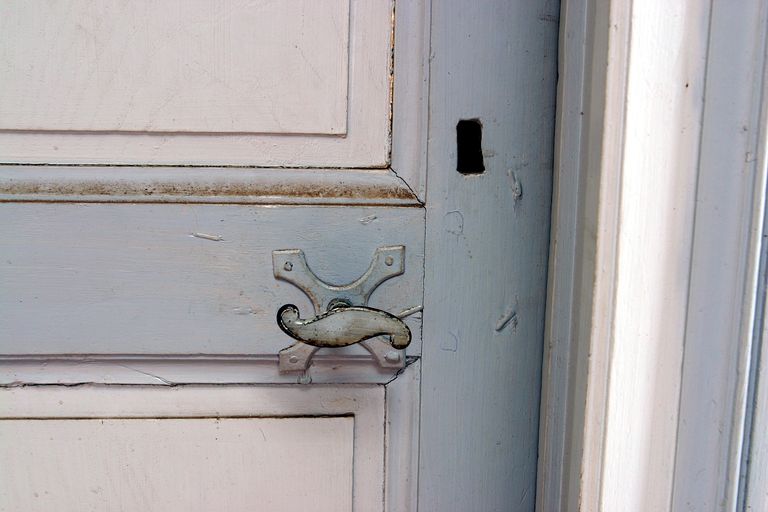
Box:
[0,1,558,510]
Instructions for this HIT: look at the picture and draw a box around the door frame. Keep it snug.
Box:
[538,0,768,510]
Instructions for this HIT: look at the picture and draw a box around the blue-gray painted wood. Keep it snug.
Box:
[418,1,559,510]
[0,204,424,360]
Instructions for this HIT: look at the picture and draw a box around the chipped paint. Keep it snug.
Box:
[190,232,224,241]
[495,307,518,332]
[231,306,260,315]
[359,214,378,225]
[396,305,423,318]
[508,171,523,201]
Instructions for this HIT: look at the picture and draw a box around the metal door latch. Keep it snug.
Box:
[272,246,412,372]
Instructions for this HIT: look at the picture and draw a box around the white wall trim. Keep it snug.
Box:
[672,0,768,509]
[537,0,631,508]
[535,0,588,505]
[744,244,768,510]
[539,0,768,510]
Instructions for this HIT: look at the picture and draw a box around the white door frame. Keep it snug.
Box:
[538,0,768,510]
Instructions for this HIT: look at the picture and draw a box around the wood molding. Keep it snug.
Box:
[391,0,431,201]
[672,0,768,509]
[540,0,768,510]
[0,166,421,206]
[0,355,420,386]
[538,0,632,508]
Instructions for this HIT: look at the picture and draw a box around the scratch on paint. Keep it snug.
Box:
[445,211,464,236]
[116,365,175,386]
[495,307,518,332]
[397,305,423,318]
[359,214,378,225]
[190,232,224,242]
[231,306,260,316]
[441,330,459,352]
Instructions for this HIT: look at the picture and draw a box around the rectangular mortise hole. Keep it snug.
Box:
[456,119,485,174]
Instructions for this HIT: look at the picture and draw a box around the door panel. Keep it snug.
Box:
[0,0,393,167]
[0,203,424,361]
[0,417,353,512]
[0,0,349,135]
[0,384,388,511]
[0,0,557,510]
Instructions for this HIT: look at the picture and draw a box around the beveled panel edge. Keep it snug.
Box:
[0,354,420,386]
[391,0,431,201]
[0,166,421,206]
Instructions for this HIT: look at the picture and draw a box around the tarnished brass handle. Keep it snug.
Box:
[276,304,412,350]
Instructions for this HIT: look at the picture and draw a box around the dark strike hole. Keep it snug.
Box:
[456,119,485,175]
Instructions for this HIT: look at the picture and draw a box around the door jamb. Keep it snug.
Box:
[538,0,768,510]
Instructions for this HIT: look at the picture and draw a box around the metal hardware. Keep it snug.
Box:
[272,246,411,371]
[277,304,411,348]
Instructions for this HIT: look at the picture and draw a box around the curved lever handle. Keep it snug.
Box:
[276,304,412,349]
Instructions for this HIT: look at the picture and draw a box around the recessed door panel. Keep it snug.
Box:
[0,417,354,512]
[0,385,387,512]
[0,0,393,167]
[0,0,349,135]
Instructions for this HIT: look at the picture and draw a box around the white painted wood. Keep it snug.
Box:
[0,166,420,205]
[571,1,627,500]
[673,1,768,510]
[0,355,418,386]
[385,360,420,512]
[0,204,424,362]
[0,384,386,511]
[0,0,393,168]
[419,0,558,510]
[0,417,353,512]
[536,0,587,508]
[391,0,431,201]
[0,0,349,135]
[597,3,709,510]
[538,0,630,507]
[540,0,768,510]
[745,294,768,510]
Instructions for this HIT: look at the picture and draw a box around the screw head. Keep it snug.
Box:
[283,261,293,271]
[384,256,394,266]
[288,355,299,364]
[384,351,401,363]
